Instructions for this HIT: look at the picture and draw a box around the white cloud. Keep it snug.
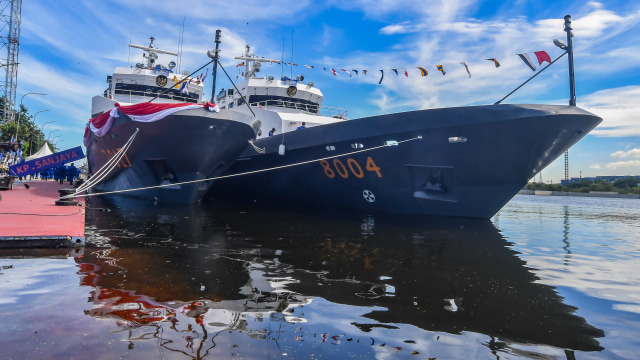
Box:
[112,0,318,22]
[590,164,601,169]
[380,22,416,35]
[320,2,640,117]
[605,160,640,169]
[611,148,640,158]
[573,2,640,39]
[581,86,640,137]
[328,0,476,23]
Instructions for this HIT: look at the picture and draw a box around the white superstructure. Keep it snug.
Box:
[217,45,348,138]
[91,37,205,117]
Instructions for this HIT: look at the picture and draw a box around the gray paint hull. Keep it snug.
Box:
[208,104,601,218]
[86,108,257,204]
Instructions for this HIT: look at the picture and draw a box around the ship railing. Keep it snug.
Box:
[106,89,199,104]
[320,106,349,119]
[249,99,348,119]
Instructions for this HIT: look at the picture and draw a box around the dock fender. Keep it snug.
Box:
[278,143,286,156]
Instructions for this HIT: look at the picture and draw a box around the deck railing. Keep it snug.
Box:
[105,89,199,104]
[248,99,348,119]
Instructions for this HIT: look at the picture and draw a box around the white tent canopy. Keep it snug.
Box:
[25,142,53,161]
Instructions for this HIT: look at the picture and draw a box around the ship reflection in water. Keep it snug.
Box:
[76,197,604,359]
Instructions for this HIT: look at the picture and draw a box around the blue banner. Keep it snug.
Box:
[9,146,85,177]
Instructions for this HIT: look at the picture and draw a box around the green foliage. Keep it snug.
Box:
[526,179,640,195]
[566,180,595,189]
[1,96,47,155]
[613,177,640,189]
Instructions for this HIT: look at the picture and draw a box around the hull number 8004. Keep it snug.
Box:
[320,157,382,179]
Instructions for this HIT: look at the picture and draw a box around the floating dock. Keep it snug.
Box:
[0,180,85,248]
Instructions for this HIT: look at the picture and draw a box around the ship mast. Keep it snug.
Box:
[234,45,280,80]
[564,15,576,107]
[209,29,222,103]
[563,15,575,182]
[129,36,178,69]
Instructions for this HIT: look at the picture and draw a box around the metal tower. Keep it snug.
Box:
[564,150,569,181]
[0,0,22,124]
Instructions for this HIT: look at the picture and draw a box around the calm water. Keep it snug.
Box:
[1,194,639,359]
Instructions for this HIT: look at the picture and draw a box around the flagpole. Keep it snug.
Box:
[210,29,222,103]
[564,15,576,106]
[494,52,567,105]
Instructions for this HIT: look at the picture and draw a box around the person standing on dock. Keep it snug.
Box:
[67,163,77,184]
[55,164,66,184]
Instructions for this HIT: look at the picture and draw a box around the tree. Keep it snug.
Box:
[0,96,46,155]
[613,177,640,189]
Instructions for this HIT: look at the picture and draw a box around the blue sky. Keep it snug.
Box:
[15,0,640,183]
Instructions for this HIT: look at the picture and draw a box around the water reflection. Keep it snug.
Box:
[81,197,604,358]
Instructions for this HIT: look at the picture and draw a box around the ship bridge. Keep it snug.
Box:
[216,76,324,115]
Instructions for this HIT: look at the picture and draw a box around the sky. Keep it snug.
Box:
[12,0,640,183]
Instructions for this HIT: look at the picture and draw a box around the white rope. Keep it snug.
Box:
[76,128,138,193]
[248,139,265,154]
[63,135,422,199]
[74,128,139,194]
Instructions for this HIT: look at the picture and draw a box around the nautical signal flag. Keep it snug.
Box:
[201,68,208,82]
[517,53,537,71]
[460,62,471,78]
[252,46,557,83]
[179,81,189,94]
[534,50,552,65]
[236,62,244,67]
[486,58,500,68]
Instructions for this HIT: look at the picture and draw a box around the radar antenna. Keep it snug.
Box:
[129,36,178,69]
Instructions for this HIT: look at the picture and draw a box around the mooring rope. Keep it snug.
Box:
[62,135,422,199]
[248,139,266,154]
[74,128,139,195]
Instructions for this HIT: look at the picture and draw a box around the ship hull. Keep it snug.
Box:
[207,104,601,218]
[86,108,258,204]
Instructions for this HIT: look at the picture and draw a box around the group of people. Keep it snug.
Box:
[34,163,78,184]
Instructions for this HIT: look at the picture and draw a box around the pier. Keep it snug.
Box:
[0,180,85,248]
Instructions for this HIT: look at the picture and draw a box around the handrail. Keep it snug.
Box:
[248,99,348,119]
[105,89,199,104]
